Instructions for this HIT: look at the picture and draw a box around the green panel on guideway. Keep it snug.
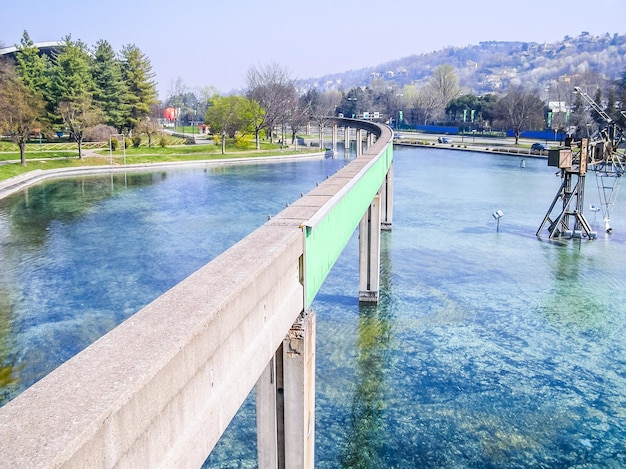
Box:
[303,144,393,309]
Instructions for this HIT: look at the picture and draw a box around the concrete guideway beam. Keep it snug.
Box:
[0,118,393,468]
[0,223,305,468]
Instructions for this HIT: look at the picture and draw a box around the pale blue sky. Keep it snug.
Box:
[1,0,625,99]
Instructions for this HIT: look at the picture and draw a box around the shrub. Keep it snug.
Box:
[184,137,196,145]
[124,137,132,150]
[84,124,117,142]
[110,138,119,151]
[159,137,167,148]
[234,134,250,149]
[132,136,142,148]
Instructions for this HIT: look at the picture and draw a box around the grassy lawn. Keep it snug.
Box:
[0,157,108,180]
[0,140,317,182]
[0,151,79,161]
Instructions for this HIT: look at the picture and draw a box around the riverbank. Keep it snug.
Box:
[393,133,551,158]
[0,130,550,200]
[0,150,329,200]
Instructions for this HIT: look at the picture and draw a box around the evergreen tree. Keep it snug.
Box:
[605,88,617,121]
[14,31,51,99]
[92,40,128,131]
[49,36,94,106]
[120,44,157,132]
[49,36,101,157]
[592,88,605,126]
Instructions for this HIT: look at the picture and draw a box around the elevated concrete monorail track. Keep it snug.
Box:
[0,118,393,468]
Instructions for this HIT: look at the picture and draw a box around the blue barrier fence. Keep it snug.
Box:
[412,124,567,141]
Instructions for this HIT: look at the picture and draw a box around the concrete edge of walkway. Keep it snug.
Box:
[394,140,550,159]
[0,151,328,201]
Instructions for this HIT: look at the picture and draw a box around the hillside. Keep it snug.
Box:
[305,32,626,93]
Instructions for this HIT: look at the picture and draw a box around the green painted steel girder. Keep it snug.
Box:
[302,143,393,309]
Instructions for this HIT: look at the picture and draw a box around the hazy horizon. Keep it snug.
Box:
[1,0,625,98]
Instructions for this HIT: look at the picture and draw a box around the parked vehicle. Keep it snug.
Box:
[438,137,451,144]
[531,143,550,152]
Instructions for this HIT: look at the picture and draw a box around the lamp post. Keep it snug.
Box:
[109,133,126,165]
[492,209,504,232]
[35,128,42,151]
[348,96,357,118]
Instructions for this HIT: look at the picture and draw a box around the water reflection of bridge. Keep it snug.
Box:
[0,118,394,468]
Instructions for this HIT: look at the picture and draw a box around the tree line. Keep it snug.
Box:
[168,62,626,148]
[0,31,158,165]
[3,30,626,167]
[166,63,341,154]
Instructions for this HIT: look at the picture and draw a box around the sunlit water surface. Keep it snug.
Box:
[1,147,625,468]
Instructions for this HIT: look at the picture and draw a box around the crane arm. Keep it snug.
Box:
[574,86,613,124]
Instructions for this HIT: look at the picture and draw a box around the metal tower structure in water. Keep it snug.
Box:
[537,87,626,239]
[574,87,626,232]
[536,138,596,239]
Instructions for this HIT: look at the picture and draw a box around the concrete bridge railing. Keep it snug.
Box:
[0,118,393,468]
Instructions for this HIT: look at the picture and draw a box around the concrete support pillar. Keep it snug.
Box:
[344,126,350,149]
[256,358,279,468]
[367,132,375,149]
[283,309,316,468]
[380,163,394,230]
[359,193,381,303]
[256,310,316,469]
[332,124,338,152]
[356,129,363,157]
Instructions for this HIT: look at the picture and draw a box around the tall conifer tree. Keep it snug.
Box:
[92,40,128,131]
[14,31,50,99]
[120,44,157,132]
[49,36,101,158]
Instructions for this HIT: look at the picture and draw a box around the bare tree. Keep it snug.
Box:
[426,64,462,119]
[301,89,342,148]
[57,95,104,158]
[135,117,162,148]
[415,86,440,125]
[0,65,45,166]
[493,86,545,144]
[316,90,341,147]
[246,63,296,146]
[288,92,313,145]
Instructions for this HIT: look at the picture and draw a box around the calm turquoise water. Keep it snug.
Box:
[0,158,350,405]
[1,148,625,467]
